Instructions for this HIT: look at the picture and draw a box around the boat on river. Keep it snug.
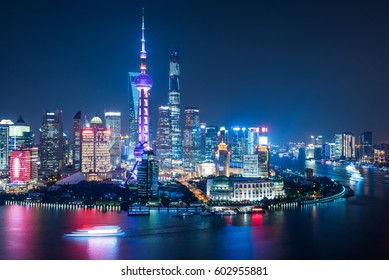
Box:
[64,225,125,237]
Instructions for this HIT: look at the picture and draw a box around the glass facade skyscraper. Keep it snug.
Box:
[0,120,12,172]
[168,50,182,168]
[183,108,201,172]
[39,110,64,176]
[156,106,172,170]
[72,111,82,170]
[105,112,121,168]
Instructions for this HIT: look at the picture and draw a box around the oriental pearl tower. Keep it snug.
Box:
[128,9,153,180]
[134,9,153,160]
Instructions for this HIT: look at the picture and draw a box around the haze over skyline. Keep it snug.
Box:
[1,0,388,144]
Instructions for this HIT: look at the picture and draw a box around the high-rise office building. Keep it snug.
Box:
[72,111,82,170]
[128,71,140,161]
[105,112,121,168]
[215,141,230,177]
[0,120,12,172]
[168,50,182,168]
[39,110,64,176]
[10,149,31,183]
[229,126,246,166]
[218,126,228,144]
[359,131,373,162]
[156,106,172,170]
[342,132,355,160]
[183,108,201,172]
[81,116,110,177]
[256,145,270,178]
[9,116,33,152]
[136,146,159,198]
[334,134,343,159]
[200,123,206,162]
[205,125,219,161]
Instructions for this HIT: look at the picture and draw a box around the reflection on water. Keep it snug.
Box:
[1,159,389,259]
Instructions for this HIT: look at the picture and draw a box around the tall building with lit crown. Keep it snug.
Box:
[81,116,110,179]
[9,116,34,152]
[229,126,246,167]
[128,72,140,160]
[0,120,13,172]
[72,111,82,170]
[183,107,201,172]
[105,112,121,168]
[256,145,270,178]
[39,110,64,176]
[168,50,183,168]
[156,106,172,170]
[215,141,230,177]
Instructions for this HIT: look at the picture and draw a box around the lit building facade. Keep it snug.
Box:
[10,149,31,183]
[39,110,64,176]
[256,145,270,178]
[168,50,182,168]
[243,154,259,177]
[359,131,373,162]
[9,116,33,152]
[105,112,121,168]
[156,106,172,170]
[183,107,201,172]
[205,125,219,161]
[334,134,343,159]
[229,126,246,166]
[342,132,355,160]
[0,120,12,172]
[81,116,110,179]
[206,177,285,202]
[72,111,82,170]
[215,141,230,177]
[136,147,159,197]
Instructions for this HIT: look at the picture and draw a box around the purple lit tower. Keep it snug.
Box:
[133,9,153,163]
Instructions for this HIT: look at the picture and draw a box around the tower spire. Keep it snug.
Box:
[140,7,147,74]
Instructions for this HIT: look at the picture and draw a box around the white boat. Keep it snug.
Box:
[64,225,125,237]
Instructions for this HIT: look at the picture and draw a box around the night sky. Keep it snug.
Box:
[1,0,389,144]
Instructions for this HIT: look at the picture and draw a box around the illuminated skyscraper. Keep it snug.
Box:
[9,116,33,151]
[10,149,31,183]
[156,106,172,170]
[168,50,182,168]
[359,131,373,162]
[0,120,12,172]
[72,111,82,170]
[183,108,201,172]
[105,112,121,168]
[342,132,355,160]
[39,110,64,176]
[229,126,246,167]
[81,116,110,178]
[205,125,219,161]
[215,141,230,177]
[128,71,140,160]
[136,146,159,198]
[334,134,343,159]
[256,145,270,178]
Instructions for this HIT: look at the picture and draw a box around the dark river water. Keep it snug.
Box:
[1,158,389,260]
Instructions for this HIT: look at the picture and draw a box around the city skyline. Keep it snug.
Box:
[1,0,389,143]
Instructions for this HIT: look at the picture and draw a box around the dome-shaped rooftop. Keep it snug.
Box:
[134,73,153,89]
[90,115,103,124]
